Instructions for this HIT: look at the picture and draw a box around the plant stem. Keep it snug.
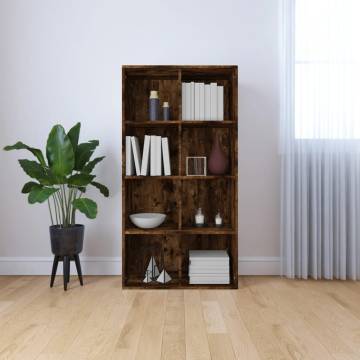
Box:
[47,199,54,225]
[53,193,61,225]
[56,191,65,226]
[52,195,58,225]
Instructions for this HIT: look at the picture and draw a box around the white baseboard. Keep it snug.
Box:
[238,257,280,275]
[0,256,280,276]
[0,257,122,275]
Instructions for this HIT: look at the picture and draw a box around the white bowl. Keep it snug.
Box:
[129,213,166,229]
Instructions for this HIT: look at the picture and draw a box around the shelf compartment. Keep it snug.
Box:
[181,127,234,176]
[180,234,236,287]
[125,179,180,229]
[181,178,233,228]
[124,126,179,176]
[124,76,180,122]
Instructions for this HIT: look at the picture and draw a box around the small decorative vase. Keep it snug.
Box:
[208,134,228,175]
[163,102,170,120]
[149,90,159,121]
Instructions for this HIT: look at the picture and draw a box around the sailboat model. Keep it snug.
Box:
[143,256,160,283]
[156,269,172,283]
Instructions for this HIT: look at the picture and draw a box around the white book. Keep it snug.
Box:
[217,85,224,121]
[181,82,186,120]
[130,137,141,176]
[199,83,205,120]
[140,135,151,176]
[194,83,200,120]
[189,250,229,259]
[125,136,134,176]
[161,137,171,176]
[150,135,162,176]
[185,83,191,120]
[150,135,157,176]
[210,83,218,121]
[156,136,162,175]
[190,82,195,120]
[204,84,211,121]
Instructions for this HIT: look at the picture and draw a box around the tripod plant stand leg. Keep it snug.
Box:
[74,254,83,286]
[50,256,59,288]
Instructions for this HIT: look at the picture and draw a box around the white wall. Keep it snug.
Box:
[0,0,280,274]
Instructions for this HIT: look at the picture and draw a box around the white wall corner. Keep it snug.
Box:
[238,256,280,275]
[0,256,280,276]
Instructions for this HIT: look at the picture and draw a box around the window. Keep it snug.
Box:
[295,0,360,139]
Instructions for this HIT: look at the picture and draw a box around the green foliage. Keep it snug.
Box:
[22,181,42,194]
[46,125,75,176]
[90,181,109,197]
[28,187,59,204]
[4,123,109,227]
[68,173,95,186]
[72,198,97,219]
[82,156,105,174]
[67,122,81,154]
[4,141,46,167]
[75,140,99,171]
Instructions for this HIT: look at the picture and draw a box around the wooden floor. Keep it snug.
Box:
[1,276,360,359]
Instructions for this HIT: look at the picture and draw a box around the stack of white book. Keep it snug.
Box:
[181,82,224,121]
[125,135,171,176]
[189,250,230,284]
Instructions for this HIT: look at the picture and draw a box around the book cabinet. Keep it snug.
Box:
[122,65,238,288]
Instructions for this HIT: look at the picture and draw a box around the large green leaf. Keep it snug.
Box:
[90,181,109,197]
[4,141,46,166]
[22,181,41,194]
[75,140,99,171]
[19,159,48,181]
[82,156,105,174]
[46,125,75,177]
[72,198,97,219]
[28,187,58,204]
[67,122,81,154]
[18,160,58,185]
[68,173,95,186]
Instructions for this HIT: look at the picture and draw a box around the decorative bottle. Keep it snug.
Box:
[208,133,228,175]
[163,102,170,120]
[215,210,223,227]
[149,90,159,121]
[195,208,205,227]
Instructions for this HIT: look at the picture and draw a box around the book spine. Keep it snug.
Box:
[181,82,186,120]
[199,83,205,121]
[190,82,195,120]
[156,135,162,176]
[150,135,157,176]
[130,136,141,176]
[194,83,200,120]
[210,83,218,121]
[161,137,171,176]
[204,84,211,121]
[140,135,151,176]
[125,136,134,176]
[217,85,224,121]
[185,83,191,121]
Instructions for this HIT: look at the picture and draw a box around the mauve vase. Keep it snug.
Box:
[208,133,228,175]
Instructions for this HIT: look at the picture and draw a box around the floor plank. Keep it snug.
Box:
[0,276,359,359]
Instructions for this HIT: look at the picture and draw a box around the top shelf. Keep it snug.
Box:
[125,120,236,128]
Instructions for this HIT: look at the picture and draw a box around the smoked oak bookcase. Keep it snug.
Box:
[122,65,238,288]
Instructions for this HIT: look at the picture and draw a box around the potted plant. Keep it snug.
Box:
[4,122,109,290]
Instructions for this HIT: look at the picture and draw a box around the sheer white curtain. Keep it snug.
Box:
[280,0,360,279]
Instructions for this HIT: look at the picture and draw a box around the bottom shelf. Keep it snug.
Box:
[123,276,237,289]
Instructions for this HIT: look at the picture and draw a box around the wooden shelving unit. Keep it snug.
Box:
[122,65,238,289]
